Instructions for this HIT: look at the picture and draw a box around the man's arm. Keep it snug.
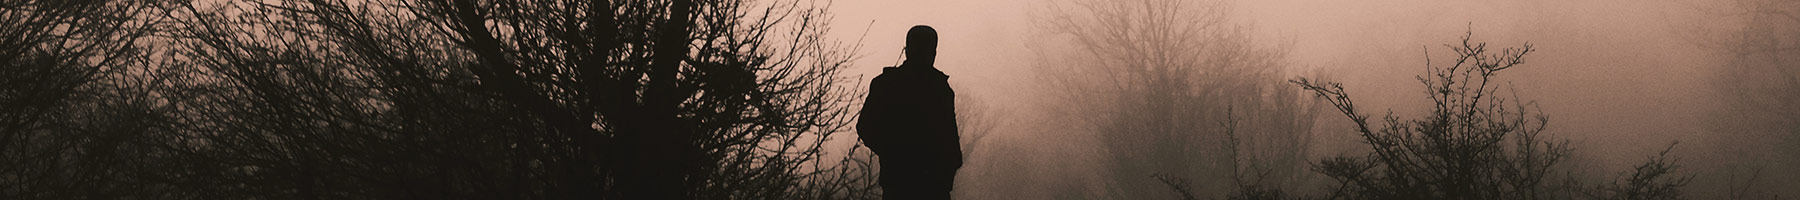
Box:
[856,76,893,154]
[934,81,963,169]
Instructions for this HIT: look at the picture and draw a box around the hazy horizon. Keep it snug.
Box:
[822,0,1787,198]
[7,0,1792,198]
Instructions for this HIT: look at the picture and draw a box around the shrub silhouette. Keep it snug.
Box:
[1142,30,1703,200]
[1291,32,1691,200]
[147,0,873,198]
[1585,143,1693,200]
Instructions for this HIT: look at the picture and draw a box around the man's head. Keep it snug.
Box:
[904,25,937,66]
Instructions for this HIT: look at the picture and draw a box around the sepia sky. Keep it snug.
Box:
[822,0,1767,198]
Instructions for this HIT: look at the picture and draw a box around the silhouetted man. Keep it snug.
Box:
[857,25,961,200]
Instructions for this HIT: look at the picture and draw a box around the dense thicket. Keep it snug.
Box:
[2,0,876,199]
[0,0,178,198]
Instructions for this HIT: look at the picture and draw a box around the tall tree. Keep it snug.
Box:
[1709,0,1800,198]
[163,0,869,198]
[1034,0,1321,198]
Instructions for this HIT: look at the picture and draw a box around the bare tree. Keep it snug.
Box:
[1717,0,1800,139]
[158,0,871,199]
[955,84,1005,159]
[0,0,179,198]
[1295,32,1692,200]
[1693,0,1800,198]
[1587,143,1694,200]
[1295,32,1569,200]
[1035,0,1320,198]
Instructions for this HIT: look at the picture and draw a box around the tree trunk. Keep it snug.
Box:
[619,0,699,199]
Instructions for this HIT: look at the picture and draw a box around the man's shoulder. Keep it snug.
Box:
[870,67,905,85]
[874,66,949,82]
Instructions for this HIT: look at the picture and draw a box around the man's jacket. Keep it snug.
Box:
[857,64,962,170]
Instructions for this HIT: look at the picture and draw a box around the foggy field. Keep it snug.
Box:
[3,0,1797,199]
[835,0,1796,199]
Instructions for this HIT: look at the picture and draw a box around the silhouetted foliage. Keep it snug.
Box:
[1154,173,1201,200]
[1587,143,1693,200]
[1293,32,1571,200]
[6,0,1758,199]
[1293,31,1692,200]
[0,0,874,199]
[174,0,866,198]
[0,0,177,198]
[1293,32,1575,200]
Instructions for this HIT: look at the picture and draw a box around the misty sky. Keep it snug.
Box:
[820,0,1762,198]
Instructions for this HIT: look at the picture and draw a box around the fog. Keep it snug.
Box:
[8,0,1792,198]
[827,0,1791,198]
